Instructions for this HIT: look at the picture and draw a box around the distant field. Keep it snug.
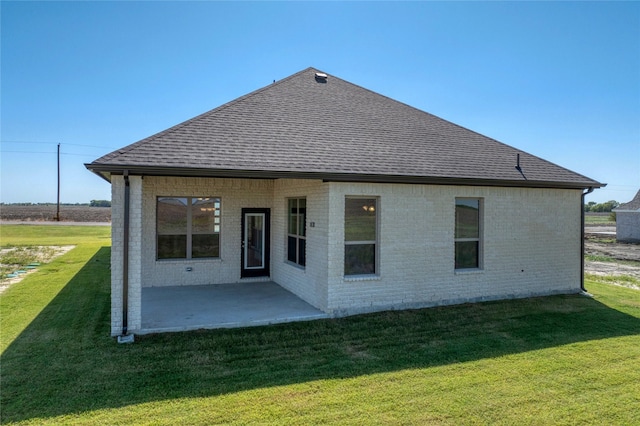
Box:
[585,212,615,225]
[0,205,111,223]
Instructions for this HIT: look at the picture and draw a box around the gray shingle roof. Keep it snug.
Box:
[87,67,603,189]
[614,189,640,212]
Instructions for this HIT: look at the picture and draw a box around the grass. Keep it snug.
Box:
[0,224,110,281]
[586,237,617,244]
[585,253,615,262]
[1,225,639,425]
[0,226,111,350]
[586,273,640,291]
[584,213,615,225]
[0,224,111,246]
[585,253,640,267]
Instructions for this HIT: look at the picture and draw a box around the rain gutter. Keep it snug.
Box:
[118,170,133,342]
[84,164,604,191]
[581,187,595,293]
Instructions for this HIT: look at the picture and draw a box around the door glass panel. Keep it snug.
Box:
[245,214,264,268]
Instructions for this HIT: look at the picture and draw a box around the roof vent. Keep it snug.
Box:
[315,72,328,83]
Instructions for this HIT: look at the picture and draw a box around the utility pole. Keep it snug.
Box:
[56,143,60,221]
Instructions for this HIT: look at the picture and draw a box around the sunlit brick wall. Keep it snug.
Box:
[325,183,582,316]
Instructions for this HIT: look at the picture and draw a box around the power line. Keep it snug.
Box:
[1,150,106,156]
[63,143,115,149]
[0,140,61,144]
[0,140,114,149]
[0,150,57,154]
[61,153,103,157]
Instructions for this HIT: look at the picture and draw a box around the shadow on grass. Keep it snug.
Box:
[2,247,639,423]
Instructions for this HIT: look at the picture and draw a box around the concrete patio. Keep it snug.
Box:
[140,281,329,334]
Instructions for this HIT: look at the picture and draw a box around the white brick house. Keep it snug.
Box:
[87,68,603,337]
[614,189,640,243]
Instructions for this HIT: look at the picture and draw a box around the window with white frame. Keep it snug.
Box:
[455,198,482,269]
[157,197,221,259]
[287,198,306,267]
[344,197,378,275]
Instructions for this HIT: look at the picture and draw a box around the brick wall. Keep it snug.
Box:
[110,175,583,334]
[110,175,143,336]
[110,176,123,336]
[140,176,274,287]
[325,183,582,315]
[616,211,640,242]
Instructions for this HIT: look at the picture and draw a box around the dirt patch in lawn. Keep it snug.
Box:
[0,246,75,294]
[585,234,640,262]
[584,234,640,289]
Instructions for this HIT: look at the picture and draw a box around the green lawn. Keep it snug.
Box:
[1,225,639,425]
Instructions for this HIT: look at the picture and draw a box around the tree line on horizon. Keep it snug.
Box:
[584,200,619,213]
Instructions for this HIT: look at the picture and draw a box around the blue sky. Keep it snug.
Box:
[1,1,638,204]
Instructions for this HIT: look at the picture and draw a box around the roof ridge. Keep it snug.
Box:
[97,67,321,161]
[616,188,640,210]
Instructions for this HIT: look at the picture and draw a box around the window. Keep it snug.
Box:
[287,198,306,267]
[345,197,377,275]
[455,198,482,269]
[157,197,221,259]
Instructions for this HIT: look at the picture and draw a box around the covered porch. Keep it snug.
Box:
[139,281,329,334]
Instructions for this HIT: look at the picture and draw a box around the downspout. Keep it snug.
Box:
[581,187,594,293]
[122,170,130,336]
